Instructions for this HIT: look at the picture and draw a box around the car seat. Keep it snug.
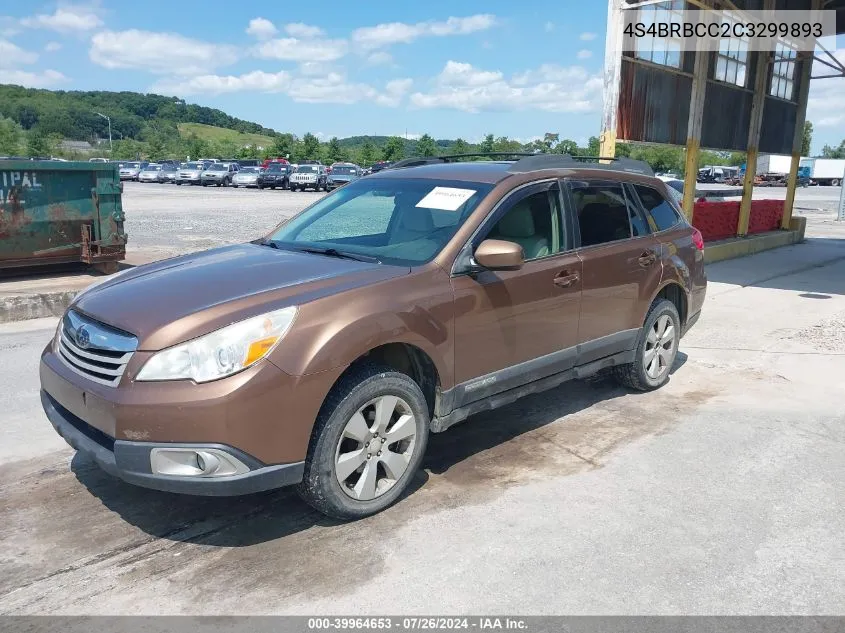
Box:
[492,200,549,259]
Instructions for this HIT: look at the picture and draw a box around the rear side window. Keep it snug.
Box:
[634,185,682,232]
[570,181,632,247]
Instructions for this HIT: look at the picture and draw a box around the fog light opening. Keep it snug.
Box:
[150,447,250,478]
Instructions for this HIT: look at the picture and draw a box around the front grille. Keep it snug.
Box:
[57,312,137,387]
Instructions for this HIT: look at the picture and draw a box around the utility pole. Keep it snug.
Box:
[96,112,112,154]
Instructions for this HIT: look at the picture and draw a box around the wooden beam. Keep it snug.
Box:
[737,0,776,237]
[681,14,711,221]
[783,47,815,230]
[601,0,625,161]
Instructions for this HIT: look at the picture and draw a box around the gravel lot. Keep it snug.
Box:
[122,181,326,259]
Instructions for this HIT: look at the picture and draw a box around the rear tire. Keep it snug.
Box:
[298,364,429,520]
[613,298,680,392]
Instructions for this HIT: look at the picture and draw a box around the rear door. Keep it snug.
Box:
[565,178,663,364]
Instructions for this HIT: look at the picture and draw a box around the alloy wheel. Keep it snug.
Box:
[643,314,677,380]
[334,395,417,501]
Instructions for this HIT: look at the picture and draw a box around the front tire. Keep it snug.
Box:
[613,298,680,392]
[298,364,429,520]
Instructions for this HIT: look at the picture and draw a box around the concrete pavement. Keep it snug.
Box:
[0,232,843,615]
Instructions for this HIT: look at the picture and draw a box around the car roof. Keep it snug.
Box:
[367,155,658,185]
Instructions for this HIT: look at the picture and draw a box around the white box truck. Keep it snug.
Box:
[800,158,845,186]
[756,154,794,176]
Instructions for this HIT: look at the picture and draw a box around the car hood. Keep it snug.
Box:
[72,243,409,351]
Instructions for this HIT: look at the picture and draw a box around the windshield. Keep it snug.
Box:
[267,164,286,172]
[239,167,259,173]
[124,162,140,169]
[142,165,161,171]
[182,162,202,170]
[208,164,226,171]
[332,166,358,175]
[267,178,493,266]
[297,166,317,173]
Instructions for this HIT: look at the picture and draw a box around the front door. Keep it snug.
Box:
[451,181,582,404]
[565,178,663,364]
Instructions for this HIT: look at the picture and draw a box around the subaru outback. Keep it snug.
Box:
[39,154,706,519]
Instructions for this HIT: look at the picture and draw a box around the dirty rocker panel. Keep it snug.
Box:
[433,329,640,433]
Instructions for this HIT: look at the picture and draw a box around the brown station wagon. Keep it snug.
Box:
[40,154,707,519]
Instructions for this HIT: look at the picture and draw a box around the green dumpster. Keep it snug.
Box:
[0,160,126,272]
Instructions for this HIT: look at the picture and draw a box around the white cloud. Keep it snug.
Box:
[0,68,68,88]
[254,37,348,62]
[285,23,325,38]
[366,51,394,66]
[44,41,62,52]
[544,22,555,33]
[298,61,332,76]
[577,49,592,59]
[152,70,291,96]
[352,14,496,50]
[90,30,238,75]
[376,78,413,107]
[580,32,597,41]
[246,17,277,40]
[149,69,409,108]
[0,39,38,67]
[21,5,103,33]
[438,60,503,86]
[410,60,602,114]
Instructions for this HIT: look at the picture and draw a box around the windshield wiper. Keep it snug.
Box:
[258,238,280,249]
[296,246,380,264]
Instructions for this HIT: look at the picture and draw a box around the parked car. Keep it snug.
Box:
[658,176,743,203]
[201,162,239,187]
[39,154,705,520]
[176,162,206,185]
[119,162,144,181]
[369,161,392,174]
[262,157,290,169]
[289,164,328,191]
[327,163,362,189]
[159,163,181,184]
[138,164,163,183]
[231,166,262,188]
[257,163,292,190]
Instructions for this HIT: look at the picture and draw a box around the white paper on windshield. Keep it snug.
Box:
[416,187,476,211]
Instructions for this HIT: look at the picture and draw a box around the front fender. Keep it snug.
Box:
[269,267,456,388]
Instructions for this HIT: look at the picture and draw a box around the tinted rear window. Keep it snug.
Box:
[634,185,682,232]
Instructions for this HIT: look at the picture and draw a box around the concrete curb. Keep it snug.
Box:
[703,217,806,264]
[0,290,81,324]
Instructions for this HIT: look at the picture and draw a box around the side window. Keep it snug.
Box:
[485,189,561,261]
[634,185,682,232]
[569,181,633,247]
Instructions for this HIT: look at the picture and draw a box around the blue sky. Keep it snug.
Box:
[1,1,844,152]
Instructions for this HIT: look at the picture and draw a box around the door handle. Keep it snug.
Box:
[554,271,580,288]
[638,250,657,267]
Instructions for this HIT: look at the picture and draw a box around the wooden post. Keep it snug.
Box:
[681,33,710,221]
[600,0,624,162]
[782,49,814,230]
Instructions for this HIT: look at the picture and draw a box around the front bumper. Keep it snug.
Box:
[42,391,304,496]
[39,346,341,495]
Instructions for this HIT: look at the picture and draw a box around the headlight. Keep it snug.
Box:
[136,306,297,383]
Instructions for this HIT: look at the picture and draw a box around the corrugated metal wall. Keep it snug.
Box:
[617,52,803,153]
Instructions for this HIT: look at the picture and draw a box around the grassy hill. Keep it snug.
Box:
[177,123,274,148]
[0,84,278,142]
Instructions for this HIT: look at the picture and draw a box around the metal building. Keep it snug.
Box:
[601,0,845,238]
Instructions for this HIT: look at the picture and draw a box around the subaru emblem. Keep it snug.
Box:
[75,326,91,349]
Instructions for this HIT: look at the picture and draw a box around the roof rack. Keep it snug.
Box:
[387,152,536,170]
[507,154,654,176]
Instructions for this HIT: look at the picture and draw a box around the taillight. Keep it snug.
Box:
[691,228,704,250]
